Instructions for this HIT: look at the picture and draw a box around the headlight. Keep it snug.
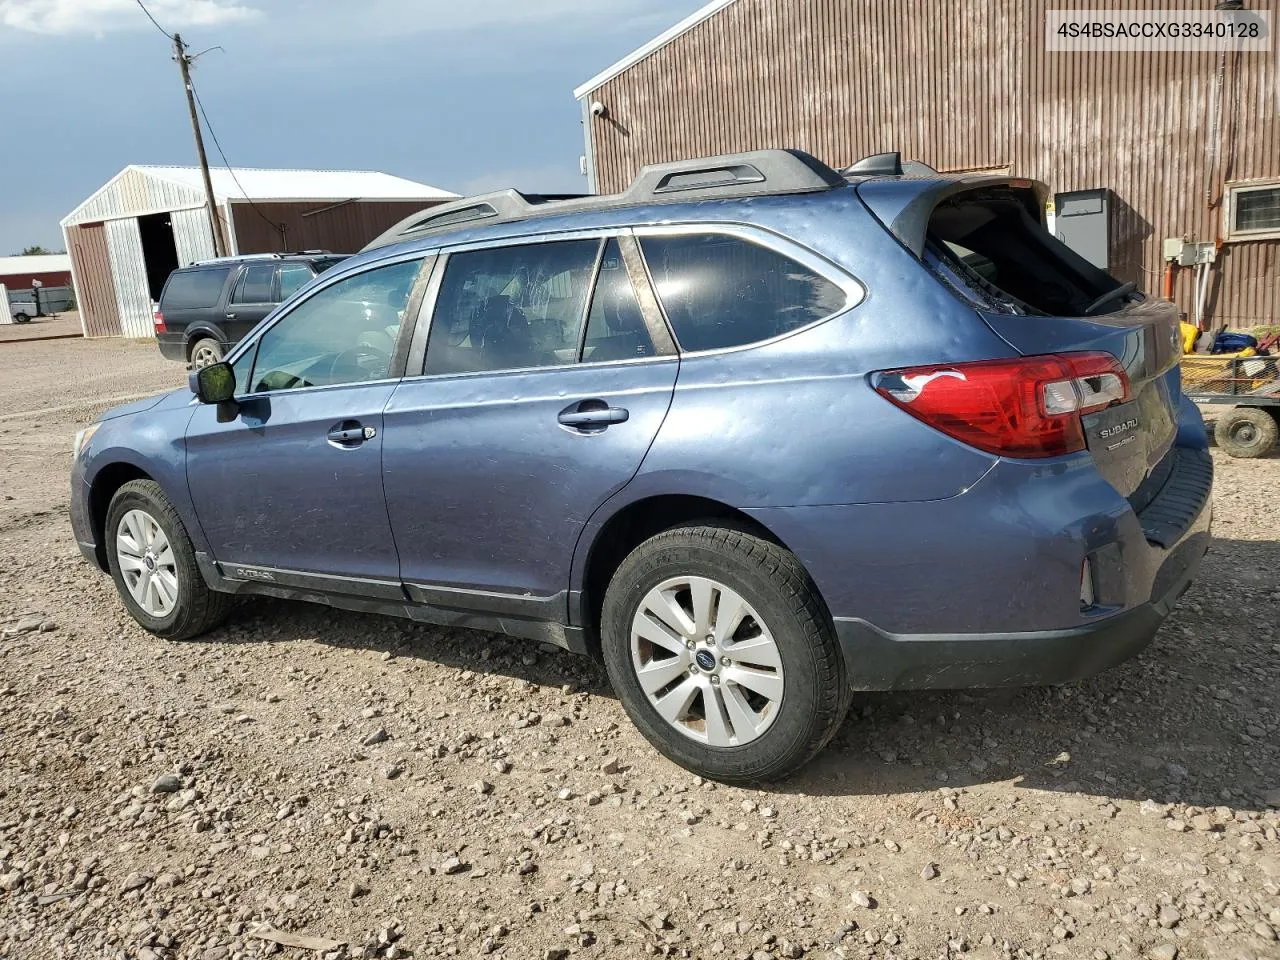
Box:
[73,423,101,460]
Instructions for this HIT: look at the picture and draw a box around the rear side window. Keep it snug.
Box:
[161,268,230,309]
[425,240,600,376]
[231,264,276,304]
[639,234,847,352]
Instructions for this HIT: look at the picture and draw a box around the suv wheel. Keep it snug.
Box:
[106,479,233,640]
[600,525,850,783]
[190,338,223,369]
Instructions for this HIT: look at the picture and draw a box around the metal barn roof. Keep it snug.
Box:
[140,165,456,203]
[573,0,739,99]
[62,165,456,228]
[0,254,73,276]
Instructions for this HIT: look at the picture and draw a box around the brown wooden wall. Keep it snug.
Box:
[229,200,447,255]
[583,0,1280,329]
[66,222,121,338]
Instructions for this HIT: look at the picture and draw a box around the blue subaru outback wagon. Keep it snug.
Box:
[70,150,1212,782]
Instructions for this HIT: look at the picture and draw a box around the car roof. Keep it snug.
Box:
[181,252,346,270]
[358,149,1039,267]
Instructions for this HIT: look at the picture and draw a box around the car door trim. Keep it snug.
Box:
[390,254,439,379]
[618,232,678,356]
[193,553,589,653]
[207,559,406,600]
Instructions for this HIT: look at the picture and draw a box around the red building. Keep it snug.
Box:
[0,254,73,290]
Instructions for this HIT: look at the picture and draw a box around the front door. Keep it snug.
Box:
[382,236,678,610]
[186,256,427,586]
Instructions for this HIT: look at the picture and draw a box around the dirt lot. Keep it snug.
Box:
[1,337,1278,960]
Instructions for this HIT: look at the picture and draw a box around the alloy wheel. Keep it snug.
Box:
[630,575,785,747]
[116,509,179,618]
[192,344,221,368]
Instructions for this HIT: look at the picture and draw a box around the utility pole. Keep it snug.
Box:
[174,33,226,257]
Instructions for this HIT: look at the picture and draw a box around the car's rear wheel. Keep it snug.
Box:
[1214,406,1277,458]
[189,337,223,369]
[105,479,233,640]
[13,312,30,324]
[600,525,850,783]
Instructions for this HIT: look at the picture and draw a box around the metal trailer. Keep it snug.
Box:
[1183,354,1280,458]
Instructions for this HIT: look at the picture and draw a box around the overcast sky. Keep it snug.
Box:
[0,0,701,253]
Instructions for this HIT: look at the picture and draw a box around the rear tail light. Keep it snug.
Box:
[153,309,167,333]
[873,352,1130,458]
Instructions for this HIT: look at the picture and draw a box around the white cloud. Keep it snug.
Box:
[0,0,259,35]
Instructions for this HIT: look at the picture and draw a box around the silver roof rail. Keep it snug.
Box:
[363,149,846,251]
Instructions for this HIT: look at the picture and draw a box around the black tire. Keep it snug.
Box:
[13,312,30,324]
[600,525,850,783]
[105,479,234,640]
[189,337,223,369]
[1214,406,1278,458]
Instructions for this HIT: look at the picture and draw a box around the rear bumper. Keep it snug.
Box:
[748,442,1212,691]
[834,524,1207,689]
[157,333,186,362]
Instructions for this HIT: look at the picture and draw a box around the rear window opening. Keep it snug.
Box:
[925,187,1138,317]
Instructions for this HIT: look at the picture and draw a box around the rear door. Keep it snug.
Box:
[381,233,679,613]
[159,265,233,345]
[918,183,1181,501]
[223,262,277,344]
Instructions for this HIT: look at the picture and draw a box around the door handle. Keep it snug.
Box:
[327,421,375,447]
[225,312,237,320]
[558,400,630,431]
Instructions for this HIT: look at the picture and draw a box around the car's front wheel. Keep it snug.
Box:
[105,479,233,640]
[600,525,850,783]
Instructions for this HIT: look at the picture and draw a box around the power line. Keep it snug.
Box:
[187,77,285,238]
[133,0,173,39]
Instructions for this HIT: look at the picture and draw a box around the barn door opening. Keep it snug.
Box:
[137,212,180,302]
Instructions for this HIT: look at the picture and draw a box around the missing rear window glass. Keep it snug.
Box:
[925,187,1139,317]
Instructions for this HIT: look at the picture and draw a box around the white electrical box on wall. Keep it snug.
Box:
[1178,242,1216,266]
[1162,238,1185,261]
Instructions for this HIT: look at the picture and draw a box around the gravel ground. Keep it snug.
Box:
[1,338,1278,960]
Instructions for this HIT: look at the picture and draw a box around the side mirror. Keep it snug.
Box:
[190,361,237,404]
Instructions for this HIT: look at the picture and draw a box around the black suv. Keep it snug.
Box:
[155,253,347,367]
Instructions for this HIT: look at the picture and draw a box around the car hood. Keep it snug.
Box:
[98,388,192,423]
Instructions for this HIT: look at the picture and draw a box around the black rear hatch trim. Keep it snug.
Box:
[1137,446,1213,549]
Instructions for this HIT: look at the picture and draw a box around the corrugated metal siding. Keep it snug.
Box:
[583,0,1279,328]
[105,218,154,338]
[67,223,121,338]
[63,167,207,227]
[228,200,447,255]
[171,206,217,266]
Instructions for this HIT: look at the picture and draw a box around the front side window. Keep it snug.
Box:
[639,234,847,352]
[277,263,315,301]
[424,240,600,376]
[238,258,422,394]
[161,268,230,310]
[231,263,276,304]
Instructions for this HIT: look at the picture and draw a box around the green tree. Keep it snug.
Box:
[18,245,52,256]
